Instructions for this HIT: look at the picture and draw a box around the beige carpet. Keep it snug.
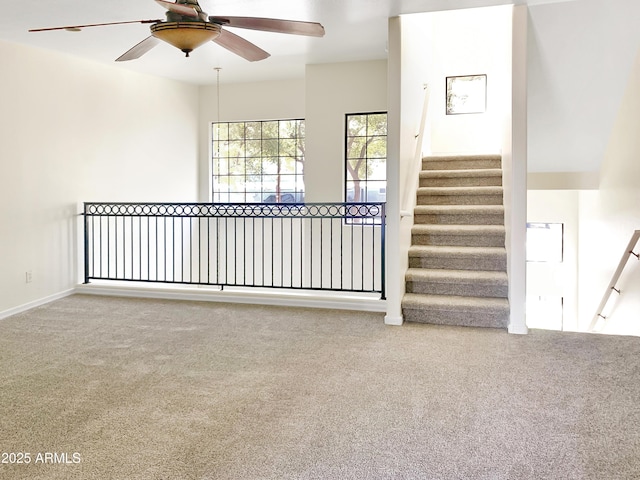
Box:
[1,294,639,479]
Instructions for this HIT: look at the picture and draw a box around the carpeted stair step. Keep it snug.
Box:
[422,154,502,171]
[419,168,503,187]
[405,152,509,329]
[416,186,503,206]
[413,205,504,225]
[402,293,509,329]
[405,268,508,298]
[408,245,507,271]
[411,224,505,247]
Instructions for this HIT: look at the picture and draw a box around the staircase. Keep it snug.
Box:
[402,154,510,329]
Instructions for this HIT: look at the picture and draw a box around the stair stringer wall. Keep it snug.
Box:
[384,15,432,325]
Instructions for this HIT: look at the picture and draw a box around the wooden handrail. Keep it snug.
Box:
[588,230,640,331]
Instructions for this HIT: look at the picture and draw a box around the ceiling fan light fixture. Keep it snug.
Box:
[29,0,325,63]
[151,22,220,56]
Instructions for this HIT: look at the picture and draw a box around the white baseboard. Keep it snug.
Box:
[74,282,387,313]
[0,289,76,321]
[384,315,404,326]
[508,323,529,335]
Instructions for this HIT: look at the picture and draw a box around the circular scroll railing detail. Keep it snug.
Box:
[86,202,384,220]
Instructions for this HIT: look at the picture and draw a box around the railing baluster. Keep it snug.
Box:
[361,221,365,291]
[155,216,159,281]
[243,217,247,287]
[171,216,174,283]
[371,215,376,292]
[330,213,334,288]
[114,215,118,279]
[310,217,313,289]
[107,215,111,279]
[233,217,237,286]
[207,216,211,285]
[188,217,192,284]
[130,216,133,281]
[162,214,165,281]
[215,216,219,285]
[340,214,344,291]
[320,216,324,289]
[138,216,142,281]
[198,216,203,284]
[350,217,354,291]
[146,216,150,281]
[272,215,275,287]
[299,217,303,289]
[84,204,90,284]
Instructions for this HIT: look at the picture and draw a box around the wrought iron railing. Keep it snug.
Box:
[83,202,386,298]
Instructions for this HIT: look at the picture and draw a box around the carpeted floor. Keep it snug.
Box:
[1,294,639,479]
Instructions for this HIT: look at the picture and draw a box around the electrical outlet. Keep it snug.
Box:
[25,271,33,283]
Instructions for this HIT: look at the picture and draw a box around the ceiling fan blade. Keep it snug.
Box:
[29,19,161,32]
[209,16,325,37]
[116,36,160,62]
[155,0,199,18]
[213,28,270,62]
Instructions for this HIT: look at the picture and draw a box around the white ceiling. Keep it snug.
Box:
[1,0,571,85]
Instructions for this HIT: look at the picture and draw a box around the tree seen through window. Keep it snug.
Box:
[345,112,387,204]
[212,119,305,203]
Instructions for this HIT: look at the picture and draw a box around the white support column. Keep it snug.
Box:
[384,16,404,325]
[506,5,529,334]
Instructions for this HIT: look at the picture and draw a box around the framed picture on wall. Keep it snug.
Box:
[446,74,487,115]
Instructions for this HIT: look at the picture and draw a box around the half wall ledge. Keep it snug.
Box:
[74,282,387,314]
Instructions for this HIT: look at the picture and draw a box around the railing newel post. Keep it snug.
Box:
[83,202,90,284]
[380,202,386,300]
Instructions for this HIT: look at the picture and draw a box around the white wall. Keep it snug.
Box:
[198,64,388,205]
[527,0,640,174]
[305,61,388,203]
[527,47,640,336]
[426,7,512,154]
[576,48,640,336]
[0,40,199,316]
[526,190,579,331]
[523,1,640,335]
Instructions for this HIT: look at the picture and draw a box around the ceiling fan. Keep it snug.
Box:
[29,0,325,62]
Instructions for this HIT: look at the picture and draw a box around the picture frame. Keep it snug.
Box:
[446,74,487,115]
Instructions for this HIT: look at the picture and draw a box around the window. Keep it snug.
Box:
[211,119,305,203]
[345,112,387,205]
